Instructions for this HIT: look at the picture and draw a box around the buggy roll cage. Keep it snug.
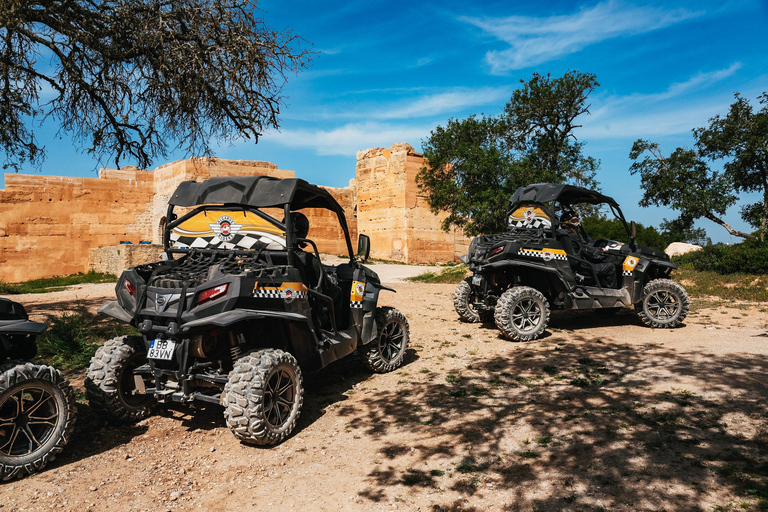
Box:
[506,182,635,244]
[162,176,356,267]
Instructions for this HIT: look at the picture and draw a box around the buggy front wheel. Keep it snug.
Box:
[360,307,410,373]
[494,287,550,341]
[635,279,689,328]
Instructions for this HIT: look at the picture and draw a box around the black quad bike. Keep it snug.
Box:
[86,176,410,445]
[453,183,690,341]
[0,298,76,480]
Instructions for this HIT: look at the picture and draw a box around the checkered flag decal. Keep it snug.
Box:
[350,301,363,309]
[170,231,285,251]
[254,289,308,300]
[510,218,550,230]
[518,248,567,261]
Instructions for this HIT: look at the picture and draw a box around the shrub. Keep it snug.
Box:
[0,271,116,294]
[674,239,768,275]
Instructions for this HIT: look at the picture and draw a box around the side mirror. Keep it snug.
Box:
[357,234,370,263]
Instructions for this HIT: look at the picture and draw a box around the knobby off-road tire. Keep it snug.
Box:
[360,307,410,373]
[86,336,155,422]
[494,286,550,341]
[636,279,690,328]
[453,278,492,323]
[0,361,76,480]
[223,349,304,446]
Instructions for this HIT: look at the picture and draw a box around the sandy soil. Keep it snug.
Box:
[2,268,768,512]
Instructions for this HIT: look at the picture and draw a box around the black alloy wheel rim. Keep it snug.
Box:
[378,321,405,363]
[647,290,680,320]
[264,367,295,428]
[512,299,542,332]
[0,385,59,457]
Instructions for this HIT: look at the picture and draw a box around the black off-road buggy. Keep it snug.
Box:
[86,176,410,445]
[1,298,76,480]
[453,183,689,341]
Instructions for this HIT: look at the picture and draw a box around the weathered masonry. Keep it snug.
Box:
[0,143,468,282]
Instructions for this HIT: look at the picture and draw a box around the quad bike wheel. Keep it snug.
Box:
[86,336,155,422]
[360,307,410,373]
[636,279,690,328]
[223,349,304,446]
[453,278,492,323]
[494,286,550,341]
[0,361,76,480]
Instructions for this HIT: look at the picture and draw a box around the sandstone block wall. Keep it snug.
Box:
[89,244,165,276]
[1,145,467,283]
[355,143,468,264]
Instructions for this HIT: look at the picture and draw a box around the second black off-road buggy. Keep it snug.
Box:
[453,183,689,341]
[86,176,410,445]
[1,297,76,480]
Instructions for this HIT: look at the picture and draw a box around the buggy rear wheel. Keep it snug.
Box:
[0,361,76,480]
[636,279,689,328]
[494,286,550,341]
[86,336,155,422]
[360,307,410,373]
[223,349,303,446]
[453,278,492,323]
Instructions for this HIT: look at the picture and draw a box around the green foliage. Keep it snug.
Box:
[629,92,768,240]
[0,271,116,294]
[406,264,468,284]
[673,239,768,275]
[418,70,601,236]
[36,309,138,370]
[581,216,667,251]
[1,0,313,171]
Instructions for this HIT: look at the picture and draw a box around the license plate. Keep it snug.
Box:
[472,274,482,286]
[147,339,177,360]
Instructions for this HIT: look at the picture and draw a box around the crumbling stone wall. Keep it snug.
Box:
[355,143,468,264]
[1,145,464,282]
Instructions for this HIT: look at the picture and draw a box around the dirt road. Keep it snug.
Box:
[3,274,768,511]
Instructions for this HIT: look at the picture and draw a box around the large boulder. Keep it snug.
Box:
[665,242,702,257]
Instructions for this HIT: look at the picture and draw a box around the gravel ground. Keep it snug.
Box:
[3,266,768,512]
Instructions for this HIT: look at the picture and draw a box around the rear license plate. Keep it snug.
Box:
[148,339,177,360]
[472,274,482,286]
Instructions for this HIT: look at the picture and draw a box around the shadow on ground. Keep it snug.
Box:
[338,334,768,511]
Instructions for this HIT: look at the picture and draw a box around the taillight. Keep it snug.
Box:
[491,246,505,256]
[124,280,136,297]
[197,284,228,305]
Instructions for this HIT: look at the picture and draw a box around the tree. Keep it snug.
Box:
[0,0,313,171]
[417,71,600,236]
[629,92,768,241]
[628,140,744,237]
[695,93,768,237]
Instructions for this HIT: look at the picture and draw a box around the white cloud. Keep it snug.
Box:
[265,122,434,156]
[288,86,511,122]
[462,1,701,73]
[581,64,751,139]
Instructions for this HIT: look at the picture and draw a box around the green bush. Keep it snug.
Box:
[36,309,139,370]
[0,271,116,294]
[407,264,468,284]
[673,239,768,275]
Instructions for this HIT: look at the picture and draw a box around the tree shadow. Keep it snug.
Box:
[341,334,768,510]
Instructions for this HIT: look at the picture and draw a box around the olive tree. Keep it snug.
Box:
[0,0,313,170]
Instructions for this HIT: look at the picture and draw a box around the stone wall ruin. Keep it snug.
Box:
[0,143,467,282]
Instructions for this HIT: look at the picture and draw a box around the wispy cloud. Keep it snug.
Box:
[285,86,511,122]
[265,122,433,156]
[582,64,748,139]
[462,1,702,73]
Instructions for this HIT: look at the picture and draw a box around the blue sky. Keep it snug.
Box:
[7,0,768,242]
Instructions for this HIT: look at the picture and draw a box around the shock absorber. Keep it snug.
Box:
[228,332,241,362]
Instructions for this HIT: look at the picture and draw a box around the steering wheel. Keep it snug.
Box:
[593,239,623,251]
